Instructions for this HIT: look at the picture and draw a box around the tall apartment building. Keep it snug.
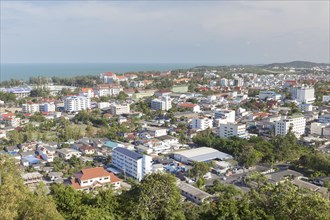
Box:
[275,114,306,137]
[151,96,172,111]
[112,147,152,181]
[217,123,247,138]
[214,109,235,122]
[291,87,315,104]
[64,96,91,112]
[192,117,213,130]
[110,104,130,115]
[233,78,244,87]
[220,78,228,87]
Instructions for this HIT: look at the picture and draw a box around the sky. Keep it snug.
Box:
[1,1,329,64]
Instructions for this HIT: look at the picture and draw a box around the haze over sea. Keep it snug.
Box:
[0,63,216,82]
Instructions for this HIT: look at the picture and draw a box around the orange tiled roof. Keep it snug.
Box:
[78,167,111,180]
[81,88,93,93]
[178,102,197,108]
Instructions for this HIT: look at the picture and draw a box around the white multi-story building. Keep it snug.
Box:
[259,91,281,100]
[39,103,56,112]
[192,117,213,130]
[275,114,306,137]
[22,103,40,113]
[298,103,313,112]
[100,72,117,83]
[220,78,228,87]
[151,96,172,111]
[64,96,90,112]
[95,84,123,97]
[214,109,235,122]
[292,87,315,104]
[217,123,247,138]
[233,78,244,87]
[112,147,152,181]
[110,104,130,115]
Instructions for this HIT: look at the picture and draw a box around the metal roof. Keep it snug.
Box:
[113,147,143,160]
[174,147,233,162]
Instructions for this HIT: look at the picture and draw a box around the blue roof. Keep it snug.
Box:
[22,155,40,164]
[113,147,143,160]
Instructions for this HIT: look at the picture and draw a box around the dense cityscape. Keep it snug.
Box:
[1,0,330,219]
[0,62,329,219]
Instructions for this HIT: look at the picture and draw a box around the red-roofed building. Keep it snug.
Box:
[71,167,121,191]
[177,102,201,113]
[79,88,94,98]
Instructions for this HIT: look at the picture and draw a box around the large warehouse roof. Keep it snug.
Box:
[174,147,233,162]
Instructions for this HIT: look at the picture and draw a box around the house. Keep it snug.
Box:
[70,167,121,191]
[48,172,64,182]
[176,179,211,204]
[177,102,201,113]
[57,148,82,160]
[21,172,43,186]
[37,145,56,162]
[79,145,96,155]
[156,135,179,146]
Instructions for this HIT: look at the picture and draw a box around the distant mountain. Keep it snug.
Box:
[263,61,329,69]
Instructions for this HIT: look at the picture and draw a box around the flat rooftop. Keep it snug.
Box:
[174,147,233,162]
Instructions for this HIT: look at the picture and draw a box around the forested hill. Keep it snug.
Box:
[262,61,329,68]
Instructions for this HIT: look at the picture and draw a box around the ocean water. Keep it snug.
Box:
[0,63,206,81]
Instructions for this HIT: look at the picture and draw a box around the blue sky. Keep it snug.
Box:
[1,1,329,64]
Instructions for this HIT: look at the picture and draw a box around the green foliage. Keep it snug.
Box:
[189,161,211,178]
[0,156,63,220]
[0,91,16,102]
[193,130,305,167]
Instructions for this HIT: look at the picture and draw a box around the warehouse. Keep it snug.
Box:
[173,147,233,164]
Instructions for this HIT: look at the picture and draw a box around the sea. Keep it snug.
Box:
[0,63,212,82]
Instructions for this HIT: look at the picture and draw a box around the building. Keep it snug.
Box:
[292,87,315,104]
[171,85,188,93]
[100,72,117,83]
[275,114,306,137]
[220,78,228,87]
[110,104,130,115]
[233,78,244,87]
[177,102,200,113]
[176,180,211,204]
[311,122,330,136]
[214,109,235,123]
[319,114,330,124]
[95,84,123,97]
[37,145,56,162]
[70,167,121,191]
[151,96,172,111]
[57,148,82,160]
[21,172,43,186]
[39,103,56,112]
[259,91,281,100]
[322,95,330,103]
[112,147,152,181]
[298,103,313,112]
[79,88,94,98]
[2,88,31,98]
[192,117,213,130]
[217,123,247,138]
[173,147,233,164]
[22,103,40,113]
[64,96,90,112]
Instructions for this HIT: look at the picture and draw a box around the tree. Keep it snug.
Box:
[189,162,211,178]
[0,156,63,220]
[196,177,206,188]
[122,173,185,220]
